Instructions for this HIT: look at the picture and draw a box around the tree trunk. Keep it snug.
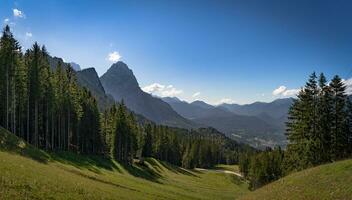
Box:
[13,77,16,135]
[27,95,29,142]
[35,100,38,147]
[46,104,49,150]
[67,107,70,151]
[6,67,9,130]
[51,113,54,150]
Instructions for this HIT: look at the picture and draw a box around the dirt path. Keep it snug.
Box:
[195,168,243,178]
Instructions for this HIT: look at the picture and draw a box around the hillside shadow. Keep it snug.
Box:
[50,152,120,174]
[0,128,50,163]
[59,167,143,193]
[156,159,199,178]
[121,161,162,183]
[0,127,194,183]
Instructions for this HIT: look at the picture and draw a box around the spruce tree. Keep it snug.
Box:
[317,73,333,162]
[330,75,348,160]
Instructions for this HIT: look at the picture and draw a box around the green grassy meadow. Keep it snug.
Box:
[0,127,249,200]
[240,159,352,200]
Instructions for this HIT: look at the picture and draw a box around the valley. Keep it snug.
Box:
[1,1,352,199]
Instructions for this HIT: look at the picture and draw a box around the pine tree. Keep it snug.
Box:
[0,25,22,132]
[142,123,153,157]
[347,99,352,154]
[285,72,318,170]
[317,73,333,162]
[330,75,348,160]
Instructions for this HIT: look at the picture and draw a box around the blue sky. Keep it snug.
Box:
[1,0,352,104]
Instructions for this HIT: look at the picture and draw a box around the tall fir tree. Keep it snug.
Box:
[329,75,348,160]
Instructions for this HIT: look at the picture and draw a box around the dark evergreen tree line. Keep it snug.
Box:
[101,103,245,167]
[239,147,284,190]
[284,72,352,171]
[0,25,104,154]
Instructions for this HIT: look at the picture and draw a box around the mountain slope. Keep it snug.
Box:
[220,98,293,122]
[0,127,249,200]
[76,68,114,110]
[220,98,294,136]
[162,98,224,119]
[100,61,195,128]
[240,159,352,200]
[163,98,287,148]
[70,62,81,71]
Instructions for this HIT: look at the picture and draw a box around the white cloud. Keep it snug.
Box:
[107,51,121,62]
[3,18,9,23]
[216,98,235,105]
[273,85,300,97]
[272,86,287,96]
[161,87,183,97]
[142,83,165,93]
[142,83,183,97]
[25,32,32,38]
[13,9,25,18]
[192,92,201,98]
[283,89,300,96]
[343,78,352,95]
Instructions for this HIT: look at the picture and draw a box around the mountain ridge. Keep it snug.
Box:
[100,61,196,129]
[163,97,292,148]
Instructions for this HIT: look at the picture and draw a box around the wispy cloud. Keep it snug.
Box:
[142,83,183,97]
[25,32,32,38]
[13,8,25,18]
[272,86,286,96]
[283,89,300,96]
[142,83,165,93]
[192,92,201,98]
[107,51,121,62]
[343,78,352,95]
[273,85,300,97]
[3,18,9,24]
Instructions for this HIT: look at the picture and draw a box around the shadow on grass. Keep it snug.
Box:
[121,161,162,183]
[60,167,143,193]
[0,127,50,163]
[50,151,121,174]
[146,158,199,178]
[0,127,194,183]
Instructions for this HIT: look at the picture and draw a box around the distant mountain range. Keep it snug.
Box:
[162,97,294,148]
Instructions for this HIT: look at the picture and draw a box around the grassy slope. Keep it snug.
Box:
[241,159,352,200]
[0,127,249,200]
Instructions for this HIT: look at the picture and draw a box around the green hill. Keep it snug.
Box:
[240,159,352,200]
[0,127,249,200]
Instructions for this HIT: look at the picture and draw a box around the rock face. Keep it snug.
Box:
[100,61,195,128]
[76,68,114,110]
[69,62,81,71]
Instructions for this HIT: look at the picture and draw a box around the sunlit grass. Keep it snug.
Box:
[240,159,352,200]
[0,127,249,200]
